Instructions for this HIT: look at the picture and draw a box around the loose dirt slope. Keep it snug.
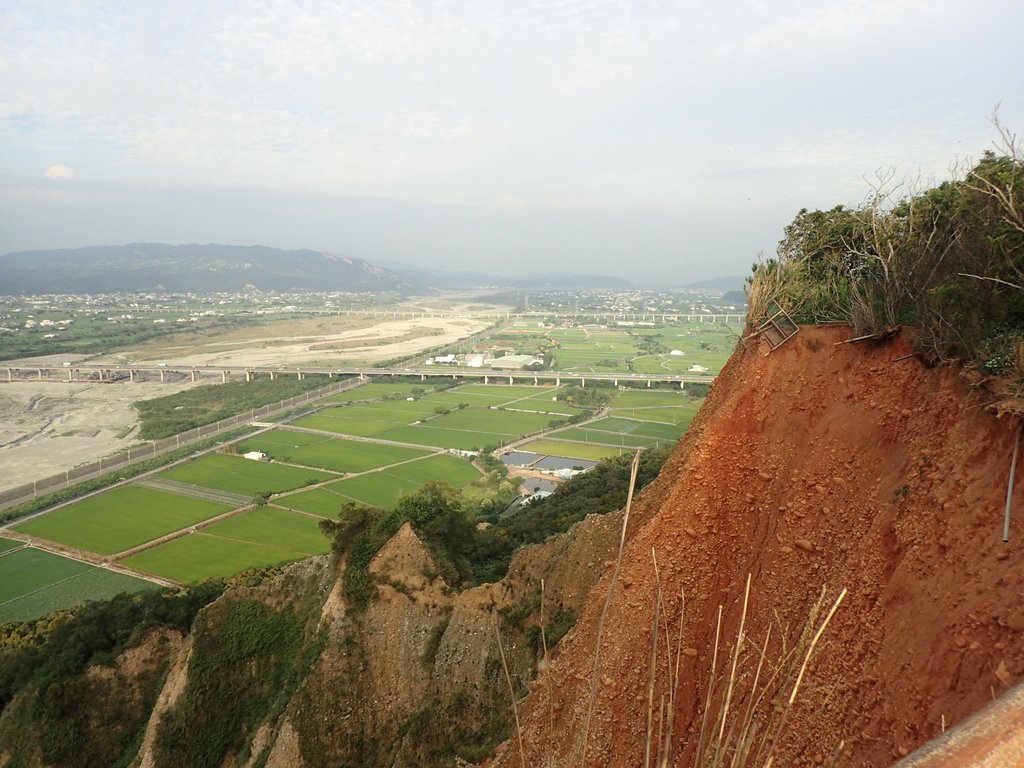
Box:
[490,325,1024,767]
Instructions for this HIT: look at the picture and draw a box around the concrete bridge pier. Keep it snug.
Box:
[555,376,560,386]
[420,374,425,381]
[269,371,276,380]
[222,371,228,383]
[37,368,44,380]
[190,370,197,383]
[613,379,618,387]
[129,369,135,383]
[508,375,513,385]
[484,375,488,384]
[297,371,303,380]
[245,370,252,382]
[159,369,166,382]
[533,376,538,385]
[6,368,11,382]
[647,379,652,387]
[581,378,585,388]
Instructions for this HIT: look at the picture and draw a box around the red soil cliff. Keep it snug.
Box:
[489,325,1024,767]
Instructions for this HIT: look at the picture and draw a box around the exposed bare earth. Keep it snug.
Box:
[0,379,199,493]
[489,325,1024,767]
[93,314,492,368]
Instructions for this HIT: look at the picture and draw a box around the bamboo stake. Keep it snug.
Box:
[580,450,642,766]
[1004,426,1022,542]
[494,611,526,768]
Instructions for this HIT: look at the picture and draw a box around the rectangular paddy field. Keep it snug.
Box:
[630,323,737,375]
[236,431,432,473]
[321,381,446,403]
[0,547,156,623]
[512,438,631,461]
[291,386,578,451]
[551,417,683,447]
[545,328,645,371]
[421,386,578,415]
[279,454,482,512]
[0,537,22,554]
[518,390,705,459]
[121,508,330,584]
[158,454,334,496]
[291,401,434,436]
[609,390,693,409]
[13,485,235,556]
[379,408,565,451]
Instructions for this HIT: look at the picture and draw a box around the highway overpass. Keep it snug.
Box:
[3,363,716,388]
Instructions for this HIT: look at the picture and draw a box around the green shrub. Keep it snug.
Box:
[750,148,1024,372]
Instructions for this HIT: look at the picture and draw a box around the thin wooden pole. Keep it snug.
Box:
[1004,426,1022,542]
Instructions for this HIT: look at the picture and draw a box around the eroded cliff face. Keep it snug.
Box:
[117,507,630,768]
[488,326,1024,767]
[6,325,1019,768]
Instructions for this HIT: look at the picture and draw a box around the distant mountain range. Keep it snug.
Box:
[388,264,632,290]
[0,243,417,294]
[0,243,736,295]
[681,275,746,292]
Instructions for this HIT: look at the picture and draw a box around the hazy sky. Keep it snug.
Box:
[1,1,1022,286]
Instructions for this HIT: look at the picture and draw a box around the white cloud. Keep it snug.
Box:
[44,163,75,179]
[1,0,1023,280]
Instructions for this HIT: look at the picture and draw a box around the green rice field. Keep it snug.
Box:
[277,453,481,514]
[0,547,156,623]
[12,486,235,555]
[0,537,22,554]
[3,354,713,608]
[373,425,486,451]
[291,402,431,436]
[272,487,350,518]
[159,454,334,496]
[552,426,668,448]
[301,454,482,510]
[614,405,702,425]
[631,323,736,375]
[121,531,322,584]
[236,431,431,473]
[322,382,445,403]
[324,473,422,509]
[493,320,735,375]
[609,390,691,409]
[200,507,330,556]
[550,328,643,371]
[293,387,575,451]
[515,439,633,461]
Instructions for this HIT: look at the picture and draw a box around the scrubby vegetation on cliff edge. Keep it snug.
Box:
[320,445,673,607]
[750,130,1024,387]
[0,580,224,768]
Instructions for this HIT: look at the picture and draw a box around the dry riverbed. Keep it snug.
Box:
[0,307,500,492]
